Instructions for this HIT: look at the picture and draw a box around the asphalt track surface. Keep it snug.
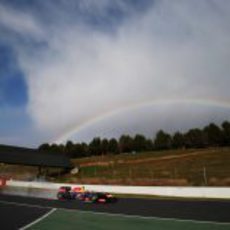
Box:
[0,194,229,229]
[0,200,51,229]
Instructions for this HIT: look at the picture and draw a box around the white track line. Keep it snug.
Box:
[19,208,57,230]
[0,200,52,209]
[0,199,229,226]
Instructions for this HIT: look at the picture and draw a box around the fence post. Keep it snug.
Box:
[203,166,208,186]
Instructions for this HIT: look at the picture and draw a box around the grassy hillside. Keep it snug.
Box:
[1,147,229,186]
[60,148,230,186]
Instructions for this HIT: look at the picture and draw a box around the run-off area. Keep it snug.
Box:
[26,209,230,230]
[1,201,229,230]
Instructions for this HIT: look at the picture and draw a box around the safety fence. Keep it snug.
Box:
[0,180,229,199]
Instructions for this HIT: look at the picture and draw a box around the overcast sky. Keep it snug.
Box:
[0,0,230,147]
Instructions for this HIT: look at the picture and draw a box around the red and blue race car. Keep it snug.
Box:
[57,186,117,203]
[78,191,117,203]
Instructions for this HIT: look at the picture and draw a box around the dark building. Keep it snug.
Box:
[0,144,72,168]
[0,145,73,179]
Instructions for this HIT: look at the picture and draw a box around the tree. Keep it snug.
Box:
[145,139,154,151]
[184,128,206,148]
[108,138,119,154]
[101,138,109,155]
[172,132,185,149]
[154,130,172,150]
[65,140,75,157]
[80,142,89,157]
[89,137,102,156]
[119,135,133,153]
[133,134,147,152]
[49,144,63,154]
[203,123,223,146]
[70,143,85,158]
[222,121,230,146]
[38,143,50,151]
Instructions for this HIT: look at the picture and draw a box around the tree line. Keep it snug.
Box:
[38,121,230,158]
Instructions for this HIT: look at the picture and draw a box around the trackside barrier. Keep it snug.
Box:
[0,178,6,187]
[4,180,230,199]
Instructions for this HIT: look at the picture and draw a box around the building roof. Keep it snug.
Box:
[0,145,72,169]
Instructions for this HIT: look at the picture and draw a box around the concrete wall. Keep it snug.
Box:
[4,180,230,199]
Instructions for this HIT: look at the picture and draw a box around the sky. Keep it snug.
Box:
[0,0,230,147]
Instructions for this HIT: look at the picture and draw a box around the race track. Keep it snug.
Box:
[0,193,229,229]
[0,200,51,229]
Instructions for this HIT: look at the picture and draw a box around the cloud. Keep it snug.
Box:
[0,4,43,38]
[1,0,230,144]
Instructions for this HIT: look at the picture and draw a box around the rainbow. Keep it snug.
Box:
[53,97,230,144]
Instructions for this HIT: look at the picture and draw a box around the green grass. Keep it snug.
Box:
[72,149,198,164]
[64,148,230,186]
[29,209,230,230]
[2,147,229,186]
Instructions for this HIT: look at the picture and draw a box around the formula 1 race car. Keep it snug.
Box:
[57,186,117,203]
[78,191,117,203]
